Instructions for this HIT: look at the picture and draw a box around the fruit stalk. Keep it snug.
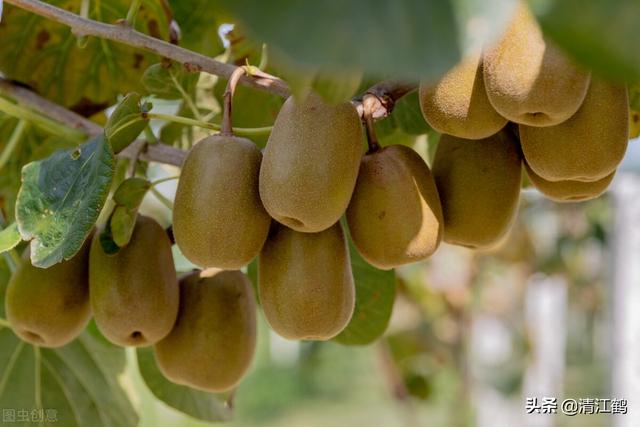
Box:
[363,95,381,154]
[221,67,248,136]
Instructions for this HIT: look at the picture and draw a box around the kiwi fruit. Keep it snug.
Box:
[346,144,444,269]
[155,269,257,392]
[520,78,629,182]
[483,1,591,127]
[89,215,179,347]
[5,242,91,348]
[525,162,615,202]
[259,222,355,340]
[432,131,522,248]
[173,135,271,269]
[419,53,507,139]
[259,93,363,233]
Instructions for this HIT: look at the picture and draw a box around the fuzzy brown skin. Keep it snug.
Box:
[259,222,355,340]
[525,162,615,202]
[432,131,522,249]
[89,215,179,347]
[155,270,257,392]
[173,135,271,269]
[346,145,444,269]
[259,93,363,233]
[483,1,590,127]
[420,53,507,139]
[520,78,629,182]
[6,242,91,348]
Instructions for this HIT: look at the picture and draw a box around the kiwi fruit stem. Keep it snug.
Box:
[221,66,249,136]
[363,95,381,154]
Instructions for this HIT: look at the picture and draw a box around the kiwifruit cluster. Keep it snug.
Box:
[421,0,629,211]
[3,0,631,394]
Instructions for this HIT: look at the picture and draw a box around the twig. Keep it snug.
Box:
[4,0,291,98]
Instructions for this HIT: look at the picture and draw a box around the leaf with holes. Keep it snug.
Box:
[15,135,115,268]
[136,347,232,422]
[334,240,396,346]
[0,0,170,110]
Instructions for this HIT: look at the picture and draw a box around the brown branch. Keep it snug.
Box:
[0,76,416,167]
[3,0,291,98]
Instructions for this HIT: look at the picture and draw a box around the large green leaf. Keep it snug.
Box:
[136,347,232,423]
[220,0,461,80]
[0,0,170,110]
[0,330,138,427]
[531,0,640,81]
[334,241,396,346]
[15,135,115,268]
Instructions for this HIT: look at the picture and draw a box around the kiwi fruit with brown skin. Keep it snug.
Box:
[259,93,363,233]
[525,162,615,202]
[483,1,591,127]
[346,144,444,269]
[432,130,522,248]
[155,269,257,392]
[5,241,92,348]
[173,135,271,269]
[259,222,355,340]
[89,215,179,347]
[520,78,629,182]
[419,53,507,139]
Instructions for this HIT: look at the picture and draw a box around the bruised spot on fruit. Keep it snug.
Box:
[36,30,50,50]
[377,211,386,220]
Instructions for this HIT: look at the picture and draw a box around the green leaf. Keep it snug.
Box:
[15,135,115,268]
[0,223,21,254]
[168,0,226,57]
[105,93,150,153]
[110,178,151,247]
[0,0,170,109]
[141,62,199,100]
[0,329,138,427]
[221,0,461,79]
[312,70,364,104]
[136,347,232,422]
[392,91,431,135]
[531,0,640,81]
[334,241,396,346]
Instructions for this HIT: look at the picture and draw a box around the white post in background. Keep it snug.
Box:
[611,173,640,426]
[522,275,567,427]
